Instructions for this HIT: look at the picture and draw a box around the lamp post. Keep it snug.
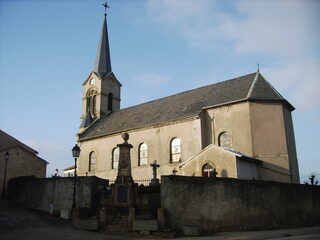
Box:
[72,144,80,209]
[2,151,9,198]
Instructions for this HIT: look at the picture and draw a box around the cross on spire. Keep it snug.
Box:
[94,2,112,76]
[102,1,110,16]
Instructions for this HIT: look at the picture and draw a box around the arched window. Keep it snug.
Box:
[108,93,113,111]
[138,143,148,166]
[218,132,232,149]
[170,138,181,163]
[86,89,97,116]
[112,147,119,169]
[202,163,217,177]
[89,151,96,172]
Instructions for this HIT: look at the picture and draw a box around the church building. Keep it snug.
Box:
[76,14,300,184]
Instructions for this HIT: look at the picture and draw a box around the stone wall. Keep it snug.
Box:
[7,176,108,214]
[161,175,320,233]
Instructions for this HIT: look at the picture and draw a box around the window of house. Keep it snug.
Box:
[170,138,181,163]
[139,143,148,166]
[89,151,96,172]
[202,163,215,177]
[112,147,119,169]
[108,93,113,111]
[218,132,232,149]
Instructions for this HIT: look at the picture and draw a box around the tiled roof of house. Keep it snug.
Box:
[79,72,292,140]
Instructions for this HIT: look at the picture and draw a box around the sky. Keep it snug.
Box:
[0,0,319,182]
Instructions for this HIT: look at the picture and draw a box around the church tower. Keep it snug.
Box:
[80,10,121,131]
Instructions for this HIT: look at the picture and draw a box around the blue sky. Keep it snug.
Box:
[0,0,319,181]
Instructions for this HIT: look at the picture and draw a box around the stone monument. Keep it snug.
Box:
[114,132,136,205]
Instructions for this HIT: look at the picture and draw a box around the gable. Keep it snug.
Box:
[82,71,121,87]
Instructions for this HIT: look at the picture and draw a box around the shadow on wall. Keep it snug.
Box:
[221,169,228,177]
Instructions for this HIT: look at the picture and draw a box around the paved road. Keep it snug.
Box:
[0,199,319,240]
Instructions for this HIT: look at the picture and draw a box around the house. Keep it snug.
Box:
[0,130,47,194]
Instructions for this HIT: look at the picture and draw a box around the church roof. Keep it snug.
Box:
[93,16,112,77]
[79,72,293,141]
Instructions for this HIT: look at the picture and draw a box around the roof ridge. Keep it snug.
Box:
[246,71,260,99]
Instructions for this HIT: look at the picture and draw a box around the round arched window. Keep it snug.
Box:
[202,163,217,177]
[170,138,181,163]
[139,143,148,166]
[89,151,96,172]
[86,88,98,116]
[112,147,119,169]
[218,132,232,149]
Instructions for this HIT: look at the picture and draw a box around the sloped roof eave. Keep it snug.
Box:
[79,114,200,141]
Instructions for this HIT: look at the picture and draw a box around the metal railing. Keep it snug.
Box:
[108,179,158,185]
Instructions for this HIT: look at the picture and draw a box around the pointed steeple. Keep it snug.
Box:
[94,15,112,77]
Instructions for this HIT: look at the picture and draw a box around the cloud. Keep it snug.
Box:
[145,0,221,50]
[263,57,320,111]
[121,73,171,108]
[145,0,320,57]
[132,73,171,86]
[23,140,71,177]
[220,0,320,57]
[24,140,65,154]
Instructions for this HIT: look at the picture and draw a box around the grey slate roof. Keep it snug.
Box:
[79,72,292,141]
[93,16,112,77]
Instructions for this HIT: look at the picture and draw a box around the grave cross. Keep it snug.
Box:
[150,160,160,180]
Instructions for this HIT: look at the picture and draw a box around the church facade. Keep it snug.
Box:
[76,15,300,184]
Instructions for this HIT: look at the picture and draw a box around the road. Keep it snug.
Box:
[0,199,319,240]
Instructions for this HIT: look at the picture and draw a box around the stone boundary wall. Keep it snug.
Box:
[7,176,108,214]
[161,175,320,233]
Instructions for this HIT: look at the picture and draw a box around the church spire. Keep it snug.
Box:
[94,3,112,76]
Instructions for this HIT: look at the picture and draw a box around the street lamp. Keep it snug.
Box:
[72,144,80,209]
[2,151,9,198]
